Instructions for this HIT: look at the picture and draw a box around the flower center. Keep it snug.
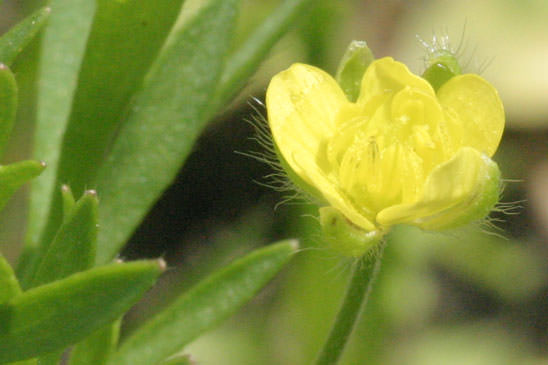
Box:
[325,88,449,218]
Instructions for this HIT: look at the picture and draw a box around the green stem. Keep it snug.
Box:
[315,241,386,365]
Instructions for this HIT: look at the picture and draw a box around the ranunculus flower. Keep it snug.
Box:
[266,57,504,257]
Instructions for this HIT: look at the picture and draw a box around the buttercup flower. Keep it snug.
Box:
[266,56,504,257]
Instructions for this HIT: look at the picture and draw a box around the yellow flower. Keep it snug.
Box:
[266,57,504,256]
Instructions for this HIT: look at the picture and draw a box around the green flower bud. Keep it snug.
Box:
[335,40,374,102]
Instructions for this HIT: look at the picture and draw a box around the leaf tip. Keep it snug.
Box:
[288,239,299,251]
[84,189,97,197]
[156,258,167,272]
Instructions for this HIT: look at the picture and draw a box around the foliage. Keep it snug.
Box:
[0,0,307,363]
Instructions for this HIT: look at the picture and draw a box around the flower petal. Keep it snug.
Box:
[266,63,346,185]
[437,74,505,157]
[357,57,435,105]
[266,63,376,232]
[376,147,501,230]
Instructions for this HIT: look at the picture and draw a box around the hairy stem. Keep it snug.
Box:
[315,241,386,365]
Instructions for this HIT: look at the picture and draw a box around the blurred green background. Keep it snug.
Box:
[1,0,547,364]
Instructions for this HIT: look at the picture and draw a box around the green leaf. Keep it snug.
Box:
[30,190,98,288]
[0,63,17,158]
[213,0,314,111]
[52,0,185,197]
[0,253,21,304]
[0,160,45,212]
[0,6,51,66]
[7,360,37,365]
[0,260,164,363]
[36,352,61,365]
[21,0,96,283]
[94,0,240,264]
[68,321,121,365]
[60,184,75,222]
[159,355,193,365]
[108,240,298,365]
[24,0,184,286]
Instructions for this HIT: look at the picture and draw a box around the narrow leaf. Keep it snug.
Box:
[94,0,240,264]
[20,0,96,283]
[30,190,98,288]
[0,6,51,66]
[60,184,75,222]
[0,160,45,212]
[36,352,61,365]
[0,253,21,303]
[0,63,17,158]
[8,359,37,365]
[0,260,164,363]
[24,0,185,286]
[159,355,193,365]
[53,0,185,196]
[213,0,313,110]
[68,320,121,365]
[108,240,298,365]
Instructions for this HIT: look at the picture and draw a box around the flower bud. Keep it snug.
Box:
[422,49,462,91]
[335,40,374,102]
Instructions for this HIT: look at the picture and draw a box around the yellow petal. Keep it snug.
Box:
[357,57,435,105]
[266,63,376,232]
[376,147,501,230]
[437,74,505,157]
[266,63,346,184]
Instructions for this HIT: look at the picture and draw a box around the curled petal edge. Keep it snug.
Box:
[376,147,501,230]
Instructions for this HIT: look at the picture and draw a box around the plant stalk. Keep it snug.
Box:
[315,241,386,365]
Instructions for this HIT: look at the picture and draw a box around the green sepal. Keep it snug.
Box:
[0,6,51,66]
[320,207,384,258]
[107,240,298,365]
[0,160,46,213]
[335,40,374,102]
[274,142,326,204]
[0,260,164,363]
[429,156,502,230]
[422,49,462,91]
